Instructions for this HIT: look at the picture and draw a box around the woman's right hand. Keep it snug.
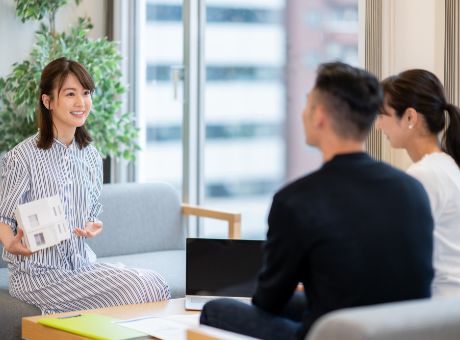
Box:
[5,229,37,257]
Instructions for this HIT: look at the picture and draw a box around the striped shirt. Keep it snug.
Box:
[0,133,170,314]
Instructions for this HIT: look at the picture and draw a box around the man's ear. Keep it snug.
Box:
[404,108,418,128]
[314,105,328,129]
[42,94,52,111]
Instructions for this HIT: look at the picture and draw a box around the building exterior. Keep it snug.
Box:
[15,195,70,252]
[286,0,359,181]
[141,0,359,239]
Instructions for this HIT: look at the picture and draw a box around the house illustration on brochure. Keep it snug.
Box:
[14,194,70,252]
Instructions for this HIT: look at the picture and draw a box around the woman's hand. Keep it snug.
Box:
[73,221,103,238]
[5,228,37,257]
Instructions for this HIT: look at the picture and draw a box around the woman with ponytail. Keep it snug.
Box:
[377,69,460,298]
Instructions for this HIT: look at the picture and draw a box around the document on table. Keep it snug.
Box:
[112,316,193,340]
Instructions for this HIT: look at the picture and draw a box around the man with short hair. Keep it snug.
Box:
[200,62,434,340]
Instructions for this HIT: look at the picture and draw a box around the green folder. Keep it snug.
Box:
[37,313,150,340]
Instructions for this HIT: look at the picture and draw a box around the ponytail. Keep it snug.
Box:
[382,69,460,168]
[443,103,460,167]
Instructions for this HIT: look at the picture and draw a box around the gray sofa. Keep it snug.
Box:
[306,295,460,340]
[0,182,240,340]
[2,182,460,340]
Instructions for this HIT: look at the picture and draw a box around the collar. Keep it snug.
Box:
[36,129,76,149]
[53,137,76,149]
[324,152,371,166]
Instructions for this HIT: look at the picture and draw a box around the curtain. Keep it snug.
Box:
[364,0,383,161]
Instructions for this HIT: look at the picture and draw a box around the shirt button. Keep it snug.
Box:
[68,179,72,184]
[70,206,73,210]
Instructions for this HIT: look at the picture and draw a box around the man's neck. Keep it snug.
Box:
[320,138,366,163]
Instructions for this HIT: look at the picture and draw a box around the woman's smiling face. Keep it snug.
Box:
[376,95,410,149]
[43,72,92,134]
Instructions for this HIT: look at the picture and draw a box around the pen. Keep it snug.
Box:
[58,314,83,319]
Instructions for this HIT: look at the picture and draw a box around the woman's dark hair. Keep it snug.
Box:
[38,57,95,150]
[382,69,460,167]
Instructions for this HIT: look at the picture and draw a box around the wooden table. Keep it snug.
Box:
[22,298,199,340]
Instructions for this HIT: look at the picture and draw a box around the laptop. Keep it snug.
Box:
[185,238,264,310]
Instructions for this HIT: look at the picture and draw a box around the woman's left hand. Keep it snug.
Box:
[73,221,103,238]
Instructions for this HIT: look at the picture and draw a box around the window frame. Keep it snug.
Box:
[113,0,364,237]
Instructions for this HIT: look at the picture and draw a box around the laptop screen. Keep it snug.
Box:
[186,238,264,297]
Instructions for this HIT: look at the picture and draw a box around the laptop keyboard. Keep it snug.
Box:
[190,296,252,305]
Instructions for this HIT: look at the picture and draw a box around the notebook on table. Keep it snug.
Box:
[185,238,264,311]
[37,313,148,340]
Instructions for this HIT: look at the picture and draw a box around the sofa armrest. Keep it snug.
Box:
[181,204,241,239]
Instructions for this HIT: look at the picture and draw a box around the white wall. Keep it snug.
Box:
[381,0,445,170]
[0,0,106,79]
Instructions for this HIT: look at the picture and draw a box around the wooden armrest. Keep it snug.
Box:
[181,203,241,239]
[188,325,260,340]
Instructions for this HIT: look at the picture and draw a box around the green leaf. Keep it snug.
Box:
[37,33,47,43]
[1,2,137,158]
[60,37,67,49]
[24,7,35,18]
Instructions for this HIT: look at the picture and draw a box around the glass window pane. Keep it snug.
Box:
[203,0,359,240]
[28,214,39,227]
[140,0,184,195]
[34,232,46,246]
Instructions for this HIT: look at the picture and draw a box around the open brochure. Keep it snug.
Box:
[112,314,200,340]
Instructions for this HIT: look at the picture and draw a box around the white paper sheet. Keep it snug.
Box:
[112,316,190,340]
[164,314,200,327]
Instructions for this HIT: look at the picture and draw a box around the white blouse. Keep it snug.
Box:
[407,152,460,298]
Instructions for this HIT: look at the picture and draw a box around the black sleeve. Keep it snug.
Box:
[252,193,305,314]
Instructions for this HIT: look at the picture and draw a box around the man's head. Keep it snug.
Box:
[303,62,383,147]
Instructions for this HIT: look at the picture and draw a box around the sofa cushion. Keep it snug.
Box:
[0,268,41,340]
[1,182,186,268]
[97,249,186,299]
[84,182,186,257]
[306,296,460,340]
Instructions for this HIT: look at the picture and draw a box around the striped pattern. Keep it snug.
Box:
[364,0,384,161]
[0,133,170,314]
[445,0,460,141]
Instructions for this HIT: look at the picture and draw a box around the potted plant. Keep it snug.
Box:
[0,0,140,162]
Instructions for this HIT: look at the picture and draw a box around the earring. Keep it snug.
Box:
[409,125,413,129]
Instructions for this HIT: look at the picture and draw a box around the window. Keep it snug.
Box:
[58,206,62,215]
[53,207,57,216]
[146,5,282,24]
[134,0,360,239]
[28,214,39,227]
[146,65,282,82]
[34,232,46,246]
[138,0,184,192]
[202,0,359,239]
[58,224,62,233]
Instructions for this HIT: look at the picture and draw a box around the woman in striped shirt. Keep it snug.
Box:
[0,58,170,314]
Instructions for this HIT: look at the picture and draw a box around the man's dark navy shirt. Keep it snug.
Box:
[252,153,434,339]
